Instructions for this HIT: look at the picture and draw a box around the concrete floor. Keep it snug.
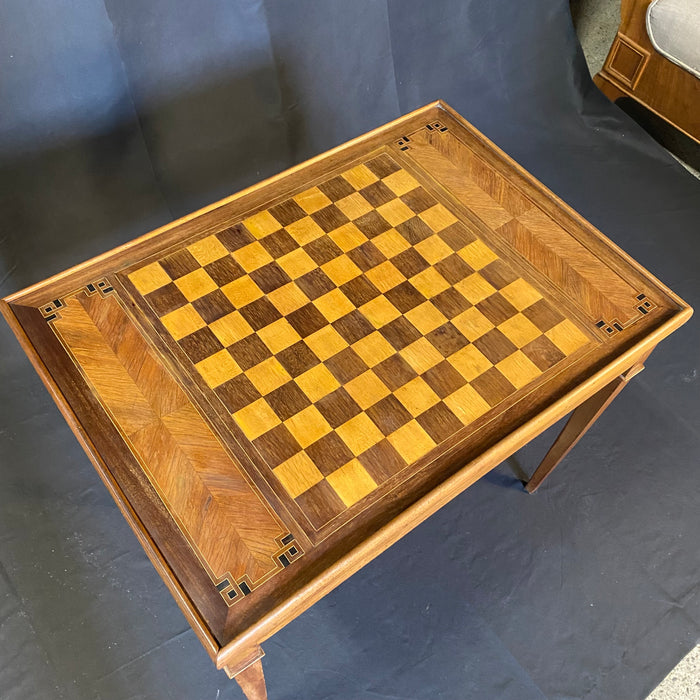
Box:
[570,0,620,74]
[648,646,700,700]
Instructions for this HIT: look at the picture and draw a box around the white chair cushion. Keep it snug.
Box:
[647,0,700,79]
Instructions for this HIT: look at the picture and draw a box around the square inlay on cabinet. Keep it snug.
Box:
[2,102,691,699]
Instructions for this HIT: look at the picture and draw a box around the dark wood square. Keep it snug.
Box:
[216,223,254,252]
[266,381,312,420]
[353,210,391,237]
[470,367,517,407]
[324,347,367,383]
[332,310,375,344]
[473,328,518,364]
[276,340,320,377]
[395,217,434,245]
[204,256,246,287]
[228,334,272,370]
[215,373,262,414]
[252,423,302,467]
[286,303,328,337]
[192,289,236,324]
[160,249,200,279]
[178,326,223,364]
[305,432,354,477]
[365,395,413,435]
[268,199,306,226]
[146,283,187,316]
[315,388,362,428]
[311,204,350,233]
[239,297,283,331]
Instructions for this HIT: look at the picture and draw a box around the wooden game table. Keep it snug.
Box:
[2,102,691,699]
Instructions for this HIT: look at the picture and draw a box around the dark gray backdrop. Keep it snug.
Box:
[1,2,699,699]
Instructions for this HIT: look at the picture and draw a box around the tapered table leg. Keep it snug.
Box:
[525,357,649,493]
[224,648,268,700]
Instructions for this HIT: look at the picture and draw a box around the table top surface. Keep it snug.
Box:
[2,101,690,666]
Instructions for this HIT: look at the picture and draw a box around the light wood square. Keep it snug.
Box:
[496,351,542,389]
[257,318,302,354]
[419,203,458,232]
[382,169,420,196]
[454,273,496,304]
[273,452,324,499]
[400,337,444,374]
[175,268,218,301]
[388,420,436,463]
[129,262,171,296]
[286,216,326,245]
[329,222,366,252]
[195,350,241,388]
[410,267,450,298]
[161,304,206,341]
[458,239,498,270]
[285,405,332,448]
[335,413,384,456]
[268,282,310,315]
[322,256,362,286]
[187,235,229,266]
[546,319,590,355]
[234,398,281,440]
[500,278,542,311]
[314,288,355,322]
[341,164,378,190]
[414,235,453,264]
[376,199,415,227]
[336,192,374,220]
[365,260,405,293]
[209,311,254,346]
[498,313,542,348]
[277,248,317,279]
[294,187,332,214]
[243,210,282,239]
[221,276,263,307]
[351,332,395,367]
[359,296,401,328]
[246,357,292,395]
[405,301,448,335]
[234,241,274,273]
[326,459,377,507]
[304,325,348,360]
[448,344,493,382]
[443,384,492,425]
[345,370,390,410]
[372,229,411,258]
[295,364,340,402]
[452,306,495,341]
[394,376,441,415]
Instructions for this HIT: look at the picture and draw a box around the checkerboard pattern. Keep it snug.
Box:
[127,153,590,529]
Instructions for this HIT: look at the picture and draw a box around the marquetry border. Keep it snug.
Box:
[395,120,449,151]
[595,293,656,336]
[40,278,115,322]
[41,282,304,607]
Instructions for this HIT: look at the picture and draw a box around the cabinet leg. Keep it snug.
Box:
[525,357,648,493]
[224,648,268,700]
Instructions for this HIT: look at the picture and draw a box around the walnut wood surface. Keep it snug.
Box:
[594,0,700,143]
[2,101,692,680]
